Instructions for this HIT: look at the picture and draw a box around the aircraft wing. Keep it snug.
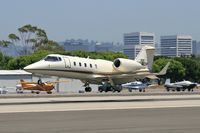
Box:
[155,62,170,76]
[165,84,183,88]
[87,72,159,85]
[122,85,146,89]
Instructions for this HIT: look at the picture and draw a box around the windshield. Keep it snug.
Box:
[44,56,62,61]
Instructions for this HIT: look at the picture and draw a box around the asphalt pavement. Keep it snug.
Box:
[0,107,200,133]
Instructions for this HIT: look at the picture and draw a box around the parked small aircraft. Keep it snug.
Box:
[24,46,170,92]
[16,79,67,94]
[0,88,8,94]
[122,81,148,92]
[164,79,197,92]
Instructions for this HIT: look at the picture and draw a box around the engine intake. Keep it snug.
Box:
[113,58,143,73]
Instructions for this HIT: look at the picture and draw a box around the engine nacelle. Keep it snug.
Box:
[113,58,143,73]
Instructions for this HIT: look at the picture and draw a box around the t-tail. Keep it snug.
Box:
[135,45,155,71]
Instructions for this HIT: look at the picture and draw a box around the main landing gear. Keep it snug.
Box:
[98,82,122,93]
[83,81,122,93]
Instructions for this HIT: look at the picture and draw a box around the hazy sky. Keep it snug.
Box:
[0,0,200,43]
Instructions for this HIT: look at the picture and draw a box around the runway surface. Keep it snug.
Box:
[1,107,200,133]
[1,90,200,98]
[0,94,200,113]
[1,94,200,133]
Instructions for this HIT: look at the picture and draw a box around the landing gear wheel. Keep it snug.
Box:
[112,88,116,93]
[85,87,92,92]
[117,90,121,93]
[47,91,52,94]
[37,79,42,85]
[166,88,170,92]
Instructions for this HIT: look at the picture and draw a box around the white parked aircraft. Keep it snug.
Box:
[122,81,148,92]
[24,46,169,92]
[164,79,197,92]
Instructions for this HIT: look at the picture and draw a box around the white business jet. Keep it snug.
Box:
[24,46,169,92]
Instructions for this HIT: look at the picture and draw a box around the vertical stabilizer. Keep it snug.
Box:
[165,79,171,85]
[135,46,155,71]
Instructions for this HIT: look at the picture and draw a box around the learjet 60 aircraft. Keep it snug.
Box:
[24,46,169,92]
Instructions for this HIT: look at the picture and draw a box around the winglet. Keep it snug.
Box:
[157,62,170,75]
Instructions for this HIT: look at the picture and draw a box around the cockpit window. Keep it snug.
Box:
[58,57,62,61]
[44,56,62,61]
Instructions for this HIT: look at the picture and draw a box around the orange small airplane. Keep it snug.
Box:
[17,79,67,94]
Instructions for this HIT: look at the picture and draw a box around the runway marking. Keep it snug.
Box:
[1,100,200,113]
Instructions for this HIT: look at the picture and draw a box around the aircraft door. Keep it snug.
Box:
[64,57,71,68]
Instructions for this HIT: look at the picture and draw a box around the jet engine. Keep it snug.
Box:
[113,58,143,73]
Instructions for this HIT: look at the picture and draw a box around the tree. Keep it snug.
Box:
[6,50,51,70]
[153,58,185,82]
[0,40,10,47]
[174,57,200,82]
[35,40,65,52]
[0,51,13,69]
[1,24,49,55]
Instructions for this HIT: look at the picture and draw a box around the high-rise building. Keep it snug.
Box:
[192,40,200,57]
[160,35,192,57]
[123,32,155,59]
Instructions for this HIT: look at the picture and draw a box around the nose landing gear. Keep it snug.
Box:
[84,82,92,92]
[85,86,92,92]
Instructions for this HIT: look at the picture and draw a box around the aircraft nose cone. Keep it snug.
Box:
[24,65,31,70]
[24,60,48,73]
[24,64,34,72]
[24,62,42,72]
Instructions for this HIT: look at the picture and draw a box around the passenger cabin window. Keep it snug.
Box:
[90,64,92,68]
[79,62,82,67]
[44,56,61,62]
[74,62,76,66]
[84,63,87,67]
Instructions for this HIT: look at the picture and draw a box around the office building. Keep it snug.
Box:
[192,40,200,57]
[160,35,192,57]
[123,32,155,59]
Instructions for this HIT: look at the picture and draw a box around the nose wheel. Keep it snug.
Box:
[85,87,92,92]
[84,82,92,92]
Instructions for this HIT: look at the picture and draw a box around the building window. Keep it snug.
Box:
[74,62,76,66]
[79,62,82,67]
[90,64,92,68]
[84,63,87,67]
